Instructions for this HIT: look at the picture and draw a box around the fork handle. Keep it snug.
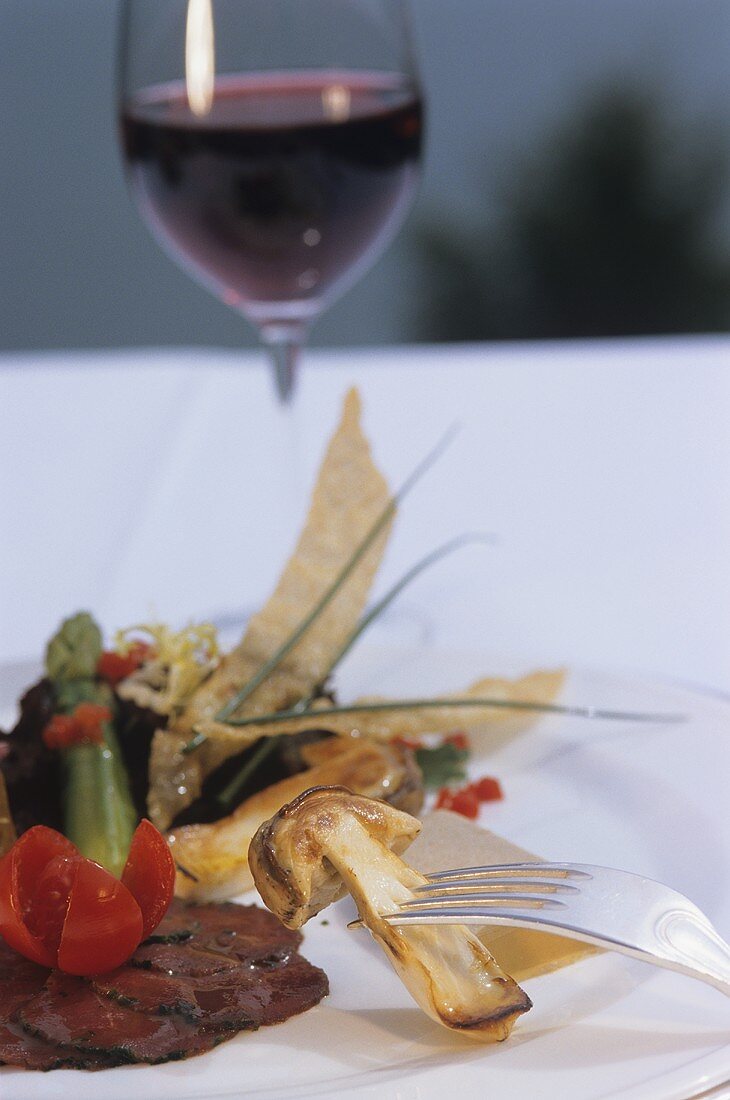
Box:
[649,909,730,996]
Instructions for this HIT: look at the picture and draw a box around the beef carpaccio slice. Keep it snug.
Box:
[93,952,328,1030]
[0,940,110,1071]
[142,899,304,965]
[0,899,328,1072]
[18,975,227,1065]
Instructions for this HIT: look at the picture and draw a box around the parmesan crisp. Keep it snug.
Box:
[148,388,392,828]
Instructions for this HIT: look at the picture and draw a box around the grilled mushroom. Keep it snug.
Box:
[168,740,422,902]
[249,787,531,1040]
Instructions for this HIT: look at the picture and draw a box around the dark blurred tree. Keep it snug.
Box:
[415,90,730,341]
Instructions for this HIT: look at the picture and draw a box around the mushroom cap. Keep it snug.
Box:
[249,785,421,929]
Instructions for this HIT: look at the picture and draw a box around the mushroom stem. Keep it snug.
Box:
[326,816,531,1037]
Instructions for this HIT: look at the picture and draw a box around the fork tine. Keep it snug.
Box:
[413,877,580,895]
[384,905,578,928]
[399,892,569,911]
[424,862,591,882]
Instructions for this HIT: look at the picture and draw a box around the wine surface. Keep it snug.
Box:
[122,71,422,323]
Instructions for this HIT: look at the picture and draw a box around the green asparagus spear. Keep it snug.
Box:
[45,612,137,876]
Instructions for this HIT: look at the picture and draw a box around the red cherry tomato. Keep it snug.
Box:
[57,859,143,975]
[23,854,79,956]
[122,819,175,939]
[0,821,172,975]
[0,827,76,967]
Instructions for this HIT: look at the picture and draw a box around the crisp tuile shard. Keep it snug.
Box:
[148,389,393,829]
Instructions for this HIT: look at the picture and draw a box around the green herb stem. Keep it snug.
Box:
[222,696,685,730]
[215,735,282,812]
[297,533,491,712]
[182,730,207,756]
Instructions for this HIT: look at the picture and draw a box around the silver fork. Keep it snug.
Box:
[382,862,730,994]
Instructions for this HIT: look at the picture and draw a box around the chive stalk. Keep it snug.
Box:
[221,696,685,730]
[296,533,492,711]
[215,735,283,813]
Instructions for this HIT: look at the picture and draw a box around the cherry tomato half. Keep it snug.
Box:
[121,818,175,939]
[0,826,76,967]
[24,854,80,956]
[57,858,143,975]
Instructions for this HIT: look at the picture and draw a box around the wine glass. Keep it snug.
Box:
[117,0,423,402]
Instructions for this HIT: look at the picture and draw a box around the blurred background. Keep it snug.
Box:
[2,0,730,353]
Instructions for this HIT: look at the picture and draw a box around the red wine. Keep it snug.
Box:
[121,71,422,325]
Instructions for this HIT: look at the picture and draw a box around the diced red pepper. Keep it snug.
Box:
[434,787,452,811]
[97,642,151,687]
[72,704,111,742]
[444,731,470,750]
[42,714,78,751]
[392,736,423,752]
[434,772,504,819]
[42,704,110,751]
[470,776,504,803]
[434,785,480,818]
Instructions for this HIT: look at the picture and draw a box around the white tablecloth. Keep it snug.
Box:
[2,336,730,694]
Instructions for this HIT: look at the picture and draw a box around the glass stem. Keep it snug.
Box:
[261,322,307,404]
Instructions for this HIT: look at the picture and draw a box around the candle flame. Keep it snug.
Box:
[185,0,215,117]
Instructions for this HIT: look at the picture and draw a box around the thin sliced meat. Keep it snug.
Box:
[1,900,328,1072]
[256,954,330,1026]
[0,941,111,1071]
[93,967,270,1028]
[94,952,328,1030]
[131,941,242,977]
[155,899,303,962]
[0,1022,114,1072]
[132,899,302,976]
[0,940,49,1015]
[17,974,227,1066]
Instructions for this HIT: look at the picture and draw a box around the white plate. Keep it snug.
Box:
[1,645,729,1100]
